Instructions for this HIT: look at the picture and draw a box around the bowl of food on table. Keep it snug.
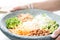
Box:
[0,9,60,40]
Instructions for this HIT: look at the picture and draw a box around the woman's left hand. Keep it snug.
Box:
[51,27,60,40]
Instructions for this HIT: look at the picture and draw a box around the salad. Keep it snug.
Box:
[6,13,59,36]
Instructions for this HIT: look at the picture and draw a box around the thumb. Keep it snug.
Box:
[51,27,60,38]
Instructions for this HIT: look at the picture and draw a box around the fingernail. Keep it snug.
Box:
[51,34,56,38]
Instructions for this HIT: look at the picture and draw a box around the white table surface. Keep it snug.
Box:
[0,0,60,40]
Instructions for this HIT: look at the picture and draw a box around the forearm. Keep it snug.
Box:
[31,0,60,11]
[32,1,60,11]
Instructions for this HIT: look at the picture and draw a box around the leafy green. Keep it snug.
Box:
[6,17,22,29]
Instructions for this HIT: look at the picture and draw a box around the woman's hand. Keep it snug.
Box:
[51,27,60,40]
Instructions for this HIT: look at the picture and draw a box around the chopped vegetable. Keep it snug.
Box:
[41,20,59,34]
[42,14,47,17]
[6,17,22,29]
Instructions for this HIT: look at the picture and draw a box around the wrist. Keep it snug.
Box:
[24,4,34,9]
[27,4,34,9]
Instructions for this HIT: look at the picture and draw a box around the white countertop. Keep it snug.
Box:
[0,0,60,40]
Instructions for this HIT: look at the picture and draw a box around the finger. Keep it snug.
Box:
[11,6,28,12]
[11,6,22,12]
[51,27,60,38]
[56,36,60,40]
[13,6,23,10]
